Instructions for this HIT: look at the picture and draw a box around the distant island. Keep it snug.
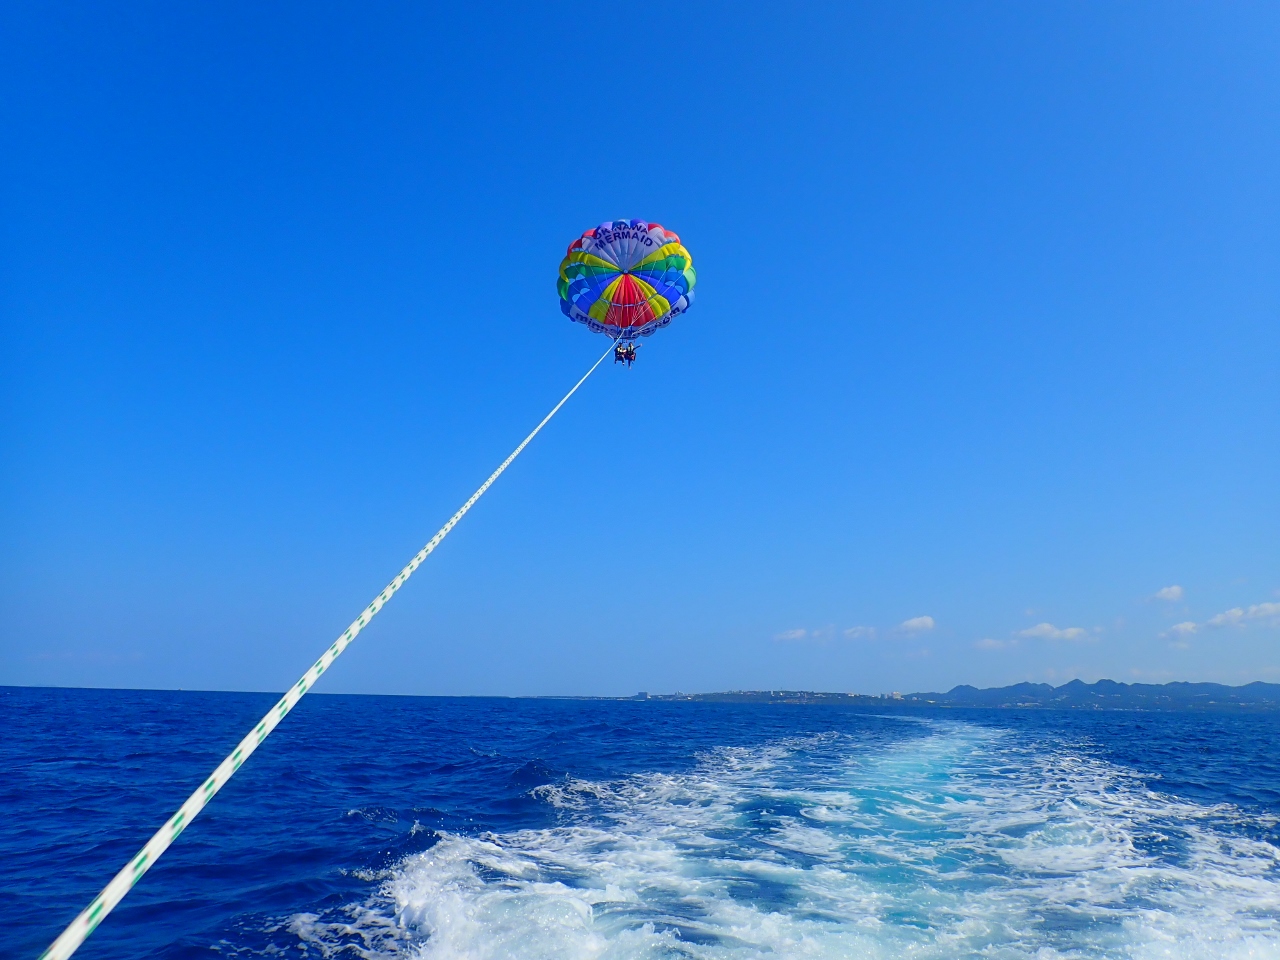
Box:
[629,679,1280,711]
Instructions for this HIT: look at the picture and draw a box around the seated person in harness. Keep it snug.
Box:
[614,342,628,364]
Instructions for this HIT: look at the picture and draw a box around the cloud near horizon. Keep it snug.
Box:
[774,622,895,641]
[899,616,935,633]
[1157,601,1274,640]
[1150,600,1280,642]
[773,626,840,642]
[1019,622,1091,641]
[1207,602,1280,628]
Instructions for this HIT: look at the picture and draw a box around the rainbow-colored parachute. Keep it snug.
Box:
[558,220,696,340]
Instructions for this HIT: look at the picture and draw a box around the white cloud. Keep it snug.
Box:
[1154,585,1184,602]
[1207,602,1280,628]
[1019,622,1090,641]
[1158,601,1280,639]
[843,625,877,640]
[1159,621,1196,648]
[974,637,1015,651]
[1207,608,1243,627]
[899,616,935,633]
[775,625,838,643]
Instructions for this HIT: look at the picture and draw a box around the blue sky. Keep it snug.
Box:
[2,2,1277,696]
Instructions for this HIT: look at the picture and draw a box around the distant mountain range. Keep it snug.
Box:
[633,679,1280,710]
[909,679,1280,711]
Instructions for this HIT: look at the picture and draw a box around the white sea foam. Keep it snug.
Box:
[293,723,1280,959]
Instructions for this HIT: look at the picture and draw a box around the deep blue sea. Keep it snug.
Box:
[4,688,1280,959]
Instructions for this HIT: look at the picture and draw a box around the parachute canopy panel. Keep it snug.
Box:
[558,219,696,341]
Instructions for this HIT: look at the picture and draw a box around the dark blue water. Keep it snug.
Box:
[4,687,1279,959]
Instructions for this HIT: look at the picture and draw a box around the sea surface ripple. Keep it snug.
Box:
[3,688,1279,959]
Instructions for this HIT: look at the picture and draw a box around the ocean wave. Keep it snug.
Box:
[290,723,1280,959]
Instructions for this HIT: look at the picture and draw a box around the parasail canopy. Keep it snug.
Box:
[558,219,696,341]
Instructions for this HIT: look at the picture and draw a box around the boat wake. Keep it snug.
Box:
[282,722,1280,959]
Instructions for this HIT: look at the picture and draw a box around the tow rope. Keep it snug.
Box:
[40,343,615,960]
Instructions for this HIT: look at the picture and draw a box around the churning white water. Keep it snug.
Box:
[289,723,1280,959]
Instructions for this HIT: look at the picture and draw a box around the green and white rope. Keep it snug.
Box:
[40,344,614,960]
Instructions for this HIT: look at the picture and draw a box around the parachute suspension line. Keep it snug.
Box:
[39,342,617,960]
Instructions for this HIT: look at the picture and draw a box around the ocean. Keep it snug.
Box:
[4,687,1279,959]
